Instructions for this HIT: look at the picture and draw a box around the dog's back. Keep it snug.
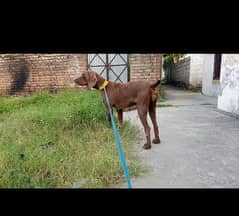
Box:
[107,80,160,109]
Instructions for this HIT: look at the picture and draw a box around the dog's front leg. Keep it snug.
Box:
[103,103,112,127]
[106,108,112,125]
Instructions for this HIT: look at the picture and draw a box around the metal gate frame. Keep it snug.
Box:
[87,54,129,83]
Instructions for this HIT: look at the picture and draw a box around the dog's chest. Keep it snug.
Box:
[112,98,136,109]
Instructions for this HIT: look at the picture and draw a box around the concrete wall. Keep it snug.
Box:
[218,54,239,115]
[171,56,190,85]
[188,54,204,87]
[167,54,203,87]
[202,54,221,96]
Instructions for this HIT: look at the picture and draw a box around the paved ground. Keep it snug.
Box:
[122,85,239,188]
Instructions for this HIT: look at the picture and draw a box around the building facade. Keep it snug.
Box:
[218,54,239,115]
[164,53,239,115]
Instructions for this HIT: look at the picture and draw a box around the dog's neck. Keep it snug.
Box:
[94,74,110,90]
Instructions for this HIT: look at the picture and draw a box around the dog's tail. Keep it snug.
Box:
[150,80,160,102]
[150,80,161,89]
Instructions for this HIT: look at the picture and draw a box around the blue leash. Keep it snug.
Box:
[103,87,132,188]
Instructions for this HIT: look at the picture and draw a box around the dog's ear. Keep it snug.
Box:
[85,72,97,89]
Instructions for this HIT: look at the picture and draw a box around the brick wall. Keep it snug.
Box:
[0,54,162,96]
[129,54,162,82]
[0,54,87,96]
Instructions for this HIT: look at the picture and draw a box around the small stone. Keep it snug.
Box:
[72,179,86,188]
[196,168,202,173]
[19,154,25,159]
[208,172,216,177]
[221,160,227,166]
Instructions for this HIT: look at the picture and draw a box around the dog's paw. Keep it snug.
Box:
[153,138,161,144]
[143,144,151,150]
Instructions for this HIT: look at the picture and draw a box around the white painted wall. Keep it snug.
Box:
[202,54,221,96]
[188,54,204,87]
[218,54,239,115]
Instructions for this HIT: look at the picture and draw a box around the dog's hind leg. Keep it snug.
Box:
[137,104,151,149]
[149,101,160,144]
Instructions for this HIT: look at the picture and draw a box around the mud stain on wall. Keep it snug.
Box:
[9,57,29,95]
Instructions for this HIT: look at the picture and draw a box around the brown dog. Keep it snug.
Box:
[74,70,161,149]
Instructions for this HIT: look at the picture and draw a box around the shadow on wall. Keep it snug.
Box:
[9,57,29,95]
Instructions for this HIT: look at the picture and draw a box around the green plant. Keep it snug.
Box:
[163,54,184,68]
[162,54,185,83]
[159,85,167,102]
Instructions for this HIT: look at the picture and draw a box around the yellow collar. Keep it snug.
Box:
[99,80,109,90]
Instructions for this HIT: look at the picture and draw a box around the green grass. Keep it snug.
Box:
[166,81,202,92]
[159,85,167,102]
[156,85,173,108]
[0,90,142,188]
[157,104,173,108]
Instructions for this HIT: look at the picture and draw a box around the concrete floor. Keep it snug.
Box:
[122,85,239,188]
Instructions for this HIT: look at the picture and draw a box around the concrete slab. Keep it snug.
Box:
[121,85,239,188]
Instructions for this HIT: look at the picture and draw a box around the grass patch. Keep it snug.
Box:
[159,85,167,102]
[0,90,142,188]
[187,85,202,92]
[166,81,202,92]
[200,103,213,106]
[157,104,173,108]
[157,85,172,108]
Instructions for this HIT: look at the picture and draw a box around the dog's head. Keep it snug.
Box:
[74,71,98,89]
